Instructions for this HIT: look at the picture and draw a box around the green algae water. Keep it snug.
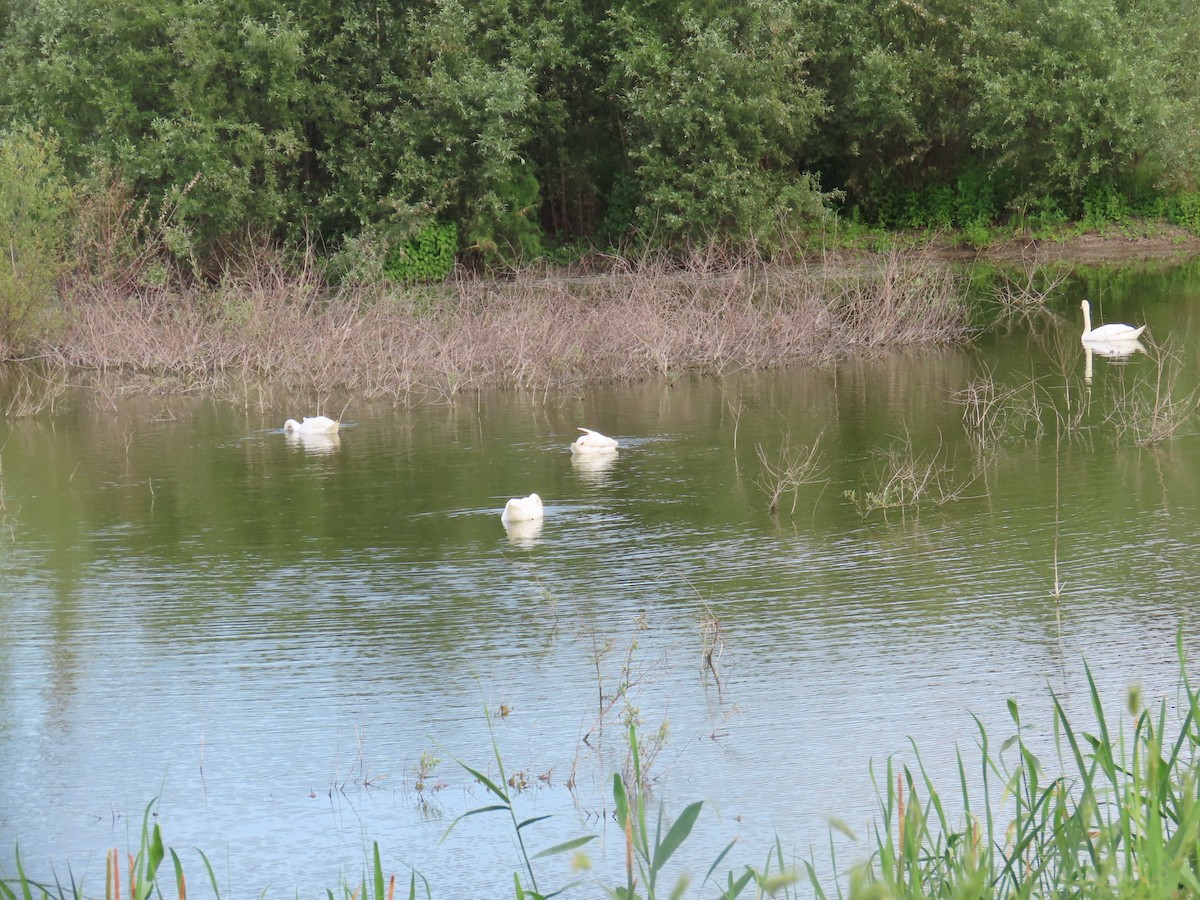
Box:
[4,262,1200,897]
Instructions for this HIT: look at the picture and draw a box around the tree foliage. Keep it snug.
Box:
[0,0,1198,271]
[0,127,72,352]
[607,0,828,248]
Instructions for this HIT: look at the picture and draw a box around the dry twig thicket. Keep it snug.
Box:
[41,246,974,403]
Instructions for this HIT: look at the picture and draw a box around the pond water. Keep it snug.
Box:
[4,261,1200,898]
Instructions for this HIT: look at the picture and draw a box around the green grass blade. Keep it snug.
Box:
[169,849,185,900]
[626,723,650,852]
[404,868,432,900]
[516,815,552,833]
[193,848,221,900]
[371,842,384,900]
[13,846,33,900]
[613,774,631,837]
[530,835,595,861]
[457,762,509,804]
[651,801,702,873]
[146,825,165,894]
[612,773,637,895]
[716,867,754,899]
[802,859,828,900]
[699,837,739,890]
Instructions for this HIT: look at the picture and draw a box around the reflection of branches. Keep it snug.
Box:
[989,259,1070,334]
[581,614,661,749]
[954,370,1047,447]
[699,603,724,696]
[0,441,14,543]
[3,361,72,417]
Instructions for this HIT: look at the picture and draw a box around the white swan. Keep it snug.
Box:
[571,427,618,455]
[283,415,340,434]
[501,493,543,524]
[1081,299,1145,343]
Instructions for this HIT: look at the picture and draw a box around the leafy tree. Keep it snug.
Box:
[3,0,1200,269]
[800,0,987,224]
[0,128,72,352]
[0,0,308,260]
[606,0,828,250]
[965,0,1195,216]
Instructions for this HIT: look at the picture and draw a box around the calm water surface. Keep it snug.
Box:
[4,263,1200,897]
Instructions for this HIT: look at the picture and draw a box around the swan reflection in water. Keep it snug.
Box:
[503,517,544,548]
[1083,339,1145,383]
[571,450,618,485]
[284,430,342,454]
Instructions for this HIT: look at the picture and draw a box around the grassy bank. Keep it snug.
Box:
[8,639,1200,899]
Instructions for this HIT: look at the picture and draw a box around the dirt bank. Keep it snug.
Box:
[804,226,1200,268]
[947,227,1200,265]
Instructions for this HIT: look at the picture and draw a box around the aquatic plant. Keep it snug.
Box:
[442,706,596,898]
[1,361,72,418]
[843,433,974,519]
[0,801,206,900]
[30,246,974,402]
[954,372,1048,448]
[754,431,825,515]
[12,638,1200,899]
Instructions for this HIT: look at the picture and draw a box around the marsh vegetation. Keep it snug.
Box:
[1,245,975,407]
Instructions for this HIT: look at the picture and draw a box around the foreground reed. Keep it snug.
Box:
[812,632,1200,899]
[9,640,1200,899]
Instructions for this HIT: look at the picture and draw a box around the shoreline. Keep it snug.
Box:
[3,230,1198,411]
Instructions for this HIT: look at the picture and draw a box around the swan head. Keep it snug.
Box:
[283,418,302,431]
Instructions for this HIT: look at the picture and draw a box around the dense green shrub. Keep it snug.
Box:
[384,222,459,284]
[0,128,72,353]
[0,0,307,260]
[1168,192,1200,235]
[808,0,1200,229]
